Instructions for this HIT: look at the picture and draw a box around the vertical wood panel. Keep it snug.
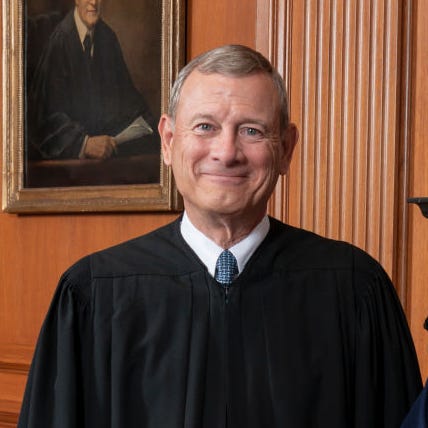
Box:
[407,0,428,384]
[258,0,402,281]
[187,0,256,57]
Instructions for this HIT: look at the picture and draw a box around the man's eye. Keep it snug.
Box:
[241,127,262,137]
[195,123,213,132]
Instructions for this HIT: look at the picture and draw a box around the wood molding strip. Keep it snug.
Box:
[0,411,18,427]
[0,361,29,375]
[0,399,20,426]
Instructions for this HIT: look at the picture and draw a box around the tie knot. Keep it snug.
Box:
[215,250,238,286]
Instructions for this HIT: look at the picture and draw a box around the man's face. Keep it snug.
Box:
[160,70,297,224]
[76,0,102,29]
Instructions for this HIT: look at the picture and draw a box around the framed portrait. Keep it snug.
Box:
[2,0,184,213]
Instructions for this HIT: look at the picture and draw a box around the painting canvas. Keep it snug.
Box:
[2,0,184,212]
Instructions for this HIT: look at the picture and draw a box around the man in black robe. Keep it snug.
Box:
[27,0,157,160]
[18,45,422,427]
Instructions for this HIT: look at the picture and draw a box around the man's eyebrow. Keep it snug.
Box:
[189,114,269,128]
[188,113,217,123]
[240,118,269,128]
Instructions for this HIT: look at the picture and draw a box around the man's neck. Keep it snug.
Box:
[184,207,266,249]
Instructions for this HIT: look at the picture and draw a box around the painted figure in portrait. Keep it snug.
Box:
[25,0,161,187]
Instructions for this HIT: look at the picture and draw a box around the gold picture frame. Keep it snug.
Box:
[2,0,184,213]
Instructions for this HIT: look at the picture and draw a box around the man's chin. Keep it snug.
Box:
[203,201,250,217]
[83,15,100,29]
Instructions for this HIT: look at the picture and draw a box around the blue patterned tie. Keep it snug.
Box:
[215,250,238,286]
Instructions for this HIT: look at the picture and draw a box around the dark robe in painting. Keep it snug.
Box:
[18,217,422,427]
[27,11,157,159]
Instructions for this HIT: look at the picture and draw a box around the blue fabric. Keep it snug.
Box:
[215,250,238,285]
[401,380,428,427]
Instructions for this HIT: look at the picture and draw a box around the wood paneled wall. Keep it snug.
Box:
[407,0,428,385]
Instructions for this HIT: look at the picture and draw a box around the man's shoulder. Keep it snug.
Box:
[68,217,191,279]
[51,10,75,36]
[50,219,190,307]
[93,18,119,43]
[266,217,381,274]
[41,11,77,51]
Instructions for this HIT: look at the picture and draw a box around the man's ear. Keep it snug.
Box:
[279,123,298,175]
[158,114,174,166]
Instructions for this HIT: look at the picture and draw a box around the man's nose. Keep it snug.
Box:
[211,130,241,164]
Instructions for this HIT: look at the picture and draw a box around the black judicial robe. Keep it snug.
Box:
[18,218,422,427]
[27,11,157,159]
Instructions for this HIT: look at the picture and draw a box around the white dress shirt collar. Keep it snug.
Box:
[180,212,270,278]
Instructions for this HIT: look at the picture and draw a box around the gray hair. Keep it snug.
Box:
[168,44,290,134]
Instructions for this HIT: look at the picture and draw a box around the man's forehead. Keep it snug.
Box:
[183,69,273,88]
[176,70,280,118]
[180,70,276,103]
